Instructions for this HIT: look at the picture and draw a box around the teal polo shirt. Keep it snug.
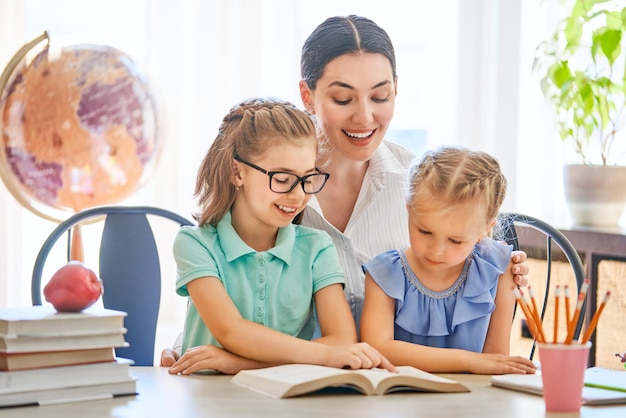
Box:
[174,211,345,353]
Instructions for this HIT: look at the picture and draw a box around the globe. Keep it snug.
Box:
[0,32,161,221]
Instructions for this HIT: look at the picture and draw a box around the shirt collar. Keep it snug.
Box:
[217,210,295,264]
[368,141,412,179]
[304,141,409,222]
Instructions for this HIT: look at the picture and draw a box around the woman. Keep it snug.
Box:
[298,15,527,331]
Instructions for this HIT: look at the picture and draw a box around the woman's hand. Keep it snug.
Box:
[511,250,529,287]
[160,333,183,367]
[160,348,180,367]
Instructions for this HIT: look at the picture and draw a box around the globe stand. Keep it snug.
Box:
[70,225,84,262]
[0,32,49,104]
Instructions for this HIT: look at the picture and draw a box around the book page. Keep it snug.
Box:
[352,368,397,388]
[369,366,469,394]
[245,364,352,385]
[231,364,468,398]
[230,364,373,398]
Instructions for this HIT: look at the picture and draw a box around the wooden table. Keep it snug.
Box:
[1,367,624,417]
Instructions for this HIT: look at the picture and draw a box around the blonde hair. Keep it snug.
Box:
[407,146,507,236]
[194,97,317,226]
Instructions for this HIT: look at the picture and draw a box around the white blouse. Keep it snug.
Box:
[302,141,416,330]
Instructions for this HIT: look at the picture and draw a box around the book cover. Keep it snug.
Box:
[0,347,116,371]
[231,364,470,398]
[0,357,134,394]
[0,377,137,408]
[490,368,626,405]
[0,328,128,353]
[0,306,126,337]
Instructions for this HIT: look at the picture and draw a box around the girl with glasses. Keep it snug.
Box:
[167,97,394,375]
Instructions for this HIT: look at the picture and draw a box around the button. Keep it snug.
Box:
[259,259,265,266]
[259,293,265,300]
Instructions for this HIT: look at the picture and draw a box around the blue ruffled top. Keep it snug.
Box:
[362,238,512,353]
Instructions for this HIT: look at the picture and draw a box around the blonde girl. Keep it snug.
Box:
[360,146,536,375]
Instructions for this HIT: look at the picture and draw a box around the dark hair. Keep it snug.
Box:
[301,15,397,90]
[194,97,317,226]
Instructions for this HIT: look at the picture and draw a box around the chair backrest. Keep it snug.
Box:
[31,206,194,366]
[496,213,587,360]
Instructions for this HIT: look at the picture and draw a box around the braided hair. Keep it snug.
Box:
[194,97,316,226]
[407,146,507,236]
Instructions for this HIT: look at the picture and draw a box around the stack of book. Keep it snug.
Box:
[0,305,137,407]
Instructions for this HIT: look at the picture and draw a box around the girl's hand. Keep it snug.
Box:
[168,345,267,375]
[324,342,397,372]
[468,352,537,375]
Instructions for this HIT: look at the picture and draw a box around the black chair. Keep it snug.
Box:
[31,206,194,366]
[496,213,587,360]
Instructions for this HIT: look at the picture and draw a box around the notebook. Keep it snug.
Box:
[490,367,626,405]
[584,366,626,393]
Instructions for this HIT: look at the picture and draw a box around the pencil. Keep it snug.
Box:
[581,290,611,344]
[514,287,543,343]
[565,279,590,344]
[564,285,571,332]
[553,285,560,343]
[528,286,546,343]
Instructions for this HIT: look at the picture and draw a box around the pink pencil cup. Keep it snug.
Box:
[538,342,591,412]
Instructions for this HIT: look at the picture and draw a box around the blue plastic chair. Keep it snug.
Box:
[31,206,194,366]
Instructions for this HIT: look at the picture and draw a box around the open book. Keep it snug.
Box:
[490,367,626,405]
[231,364,470,398]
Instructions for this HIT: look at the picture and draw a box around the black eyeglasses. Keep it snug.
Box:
[234,155,329,194]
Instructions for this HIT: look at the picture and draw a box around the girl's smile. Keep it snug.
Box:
[231,141,318,251]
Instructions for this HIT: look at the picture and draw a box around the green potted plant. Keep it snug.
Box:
[534,0,626,227]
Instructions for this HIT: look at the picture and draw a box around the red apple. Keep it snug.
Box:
[44,261,103,312]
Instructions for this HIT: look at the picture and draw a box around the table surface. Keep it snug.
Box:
[1,367,625,418]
